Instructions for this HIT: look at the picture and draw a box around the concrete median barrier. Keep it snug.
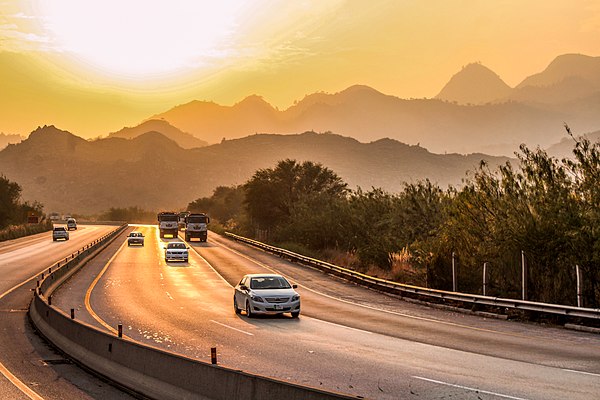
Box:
[30,227,360,400]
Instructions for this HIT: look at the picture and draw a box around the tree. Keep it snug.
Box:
[0,175,25,228]
[244,160,347,232]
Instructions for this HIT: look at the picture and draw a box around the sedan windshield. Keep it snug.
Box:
[250,276,291,289]
[168,243,186,249]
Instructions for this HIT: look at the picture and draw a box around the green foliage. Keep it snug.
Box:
[0,175,45,229]
[189,141,600,306]
[0,219,53,242]
[188,185,245,229]
[244,159,347,230]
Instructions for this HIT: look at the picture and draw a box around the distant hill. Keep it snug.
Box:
[0,126,510,214]
[147,54,600,155]
[546,129,600,159]
[0,133,24,150]
[435,63,512,104]
[152,86,564,155]
[510,54,600,104]
[107,119,207,149]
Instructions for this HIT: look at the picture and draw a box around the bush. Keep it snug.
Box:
[0,220,53,242]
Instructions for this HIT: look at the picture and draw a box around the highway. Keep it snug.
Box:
[50,225,600,400]
[0,224,135,400]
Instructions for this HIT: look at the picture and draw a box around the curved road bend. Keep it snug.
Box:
[53,226,600,400]
[0,224,135,400]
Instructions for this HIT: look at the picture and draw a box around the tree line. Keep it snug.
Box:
[0,174,44,229]
[188,130,599,307]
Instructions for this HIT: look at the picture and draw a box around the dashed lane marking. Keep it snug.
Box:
[412,376,529,400]
[210,320,254,336]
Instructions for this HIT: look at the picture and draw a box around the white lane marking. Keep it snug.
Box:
[182,235,233,288]
[0,229,113,400]
[305,316,373,335]
[562,368,600,377]
[210,320,253,336]
[213,238,538,339]
[0,362,45,400]
[165,291,174,300]
[412,376,529,400]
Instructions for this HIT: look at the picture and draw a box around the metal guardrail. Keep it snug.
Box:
[224,232,600,321]
[31,225,359,400]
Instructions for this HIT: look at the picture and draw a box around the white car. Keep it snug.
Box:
[234,274,300,318]
[66,218,77,230]
[164,242,188,262]
[127,232,145,246]
[52,226,69,241]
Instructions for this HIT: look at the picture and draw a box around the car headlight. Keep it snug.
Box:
[251,295,264,302]
[292,294,300,301]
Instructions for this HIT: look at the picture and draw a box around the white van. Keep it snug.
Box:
[66,218,77,230]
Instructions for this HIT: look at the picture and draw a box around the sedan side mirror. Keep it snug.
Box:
[240,285,248,291]
[292,284,298,289]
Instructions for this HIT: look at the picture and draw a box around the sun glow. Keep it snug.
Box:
[33,0,248,77]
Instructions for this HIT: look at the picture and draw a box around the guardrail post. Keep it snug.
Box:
[452,252,457,292]
[483,262,488,296]
[521,250,527,301]
[576,264,583,308]
[70,309,75,319]
[118,324,123,338]
[211,347,217,364]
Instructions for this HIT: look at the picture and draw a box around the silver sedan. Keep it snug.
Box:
[234,274,300,318]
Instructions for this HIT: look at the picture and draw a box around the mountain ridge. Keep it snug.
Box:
[147,54,600,155]
[0,126,511,214]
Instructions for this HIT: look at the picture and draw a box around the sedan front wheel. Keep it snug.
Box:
[234,297,241,314]
[246,301,253,318]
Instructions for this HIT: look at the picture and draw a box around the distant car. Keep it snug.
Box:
[164,241,188,262]
[127,231,145,246]
[66,218,77,230]
[49,212,60,221]
[52,226,69,241]
[234,274,300,318]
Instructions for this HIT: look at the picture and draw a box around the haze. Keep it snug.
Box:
[1,0,600,138]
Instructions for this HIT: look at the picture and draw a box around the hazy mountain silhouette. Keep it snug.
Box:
[149,54,600,155]
[435,63,512,104]
[0,126,509,214]
[510,54,600,104]
[107,119,207,149]
[546,129,600,159]
[0,133,24,150]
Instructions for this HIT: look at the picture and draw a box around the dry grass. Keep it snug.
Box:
[322,247,427,287]
[0,220,53,242]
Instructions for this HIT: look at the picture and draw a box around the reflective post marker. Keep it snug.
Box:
[576,265,582,308]
[452,252,457,292]
[483,262,488,296]
[211,347,217,364]
[521,251,527,301]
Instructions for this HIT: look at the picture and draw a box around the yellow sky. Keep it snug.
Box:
[1,0,599,137]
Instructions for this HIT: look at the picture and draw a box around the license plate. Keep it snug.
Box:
[274,304,282,310]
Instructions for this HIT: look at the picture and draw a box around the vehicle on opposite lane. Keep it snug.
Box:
[52,226,69,241]
[164,241,189,262]
[127,232,145,246]
[234,274,301,318]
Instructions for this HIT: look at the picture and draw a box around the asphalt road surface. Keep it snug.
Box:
[0,224,136,400]
[51,225,600,400]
